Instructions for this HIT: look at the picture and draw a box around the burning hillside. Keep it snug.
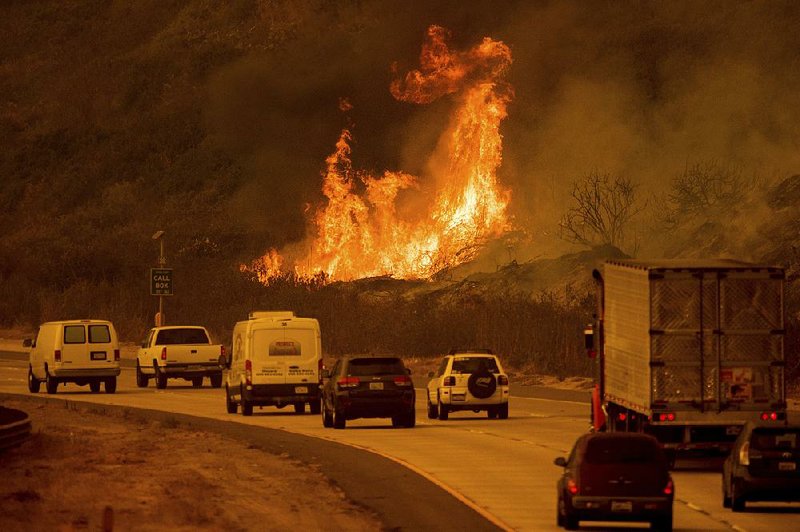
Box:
[245,25,513,283]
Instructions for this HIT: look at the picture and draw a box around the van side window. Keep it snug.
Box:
[64,325,86,344]
[88,325,111,343]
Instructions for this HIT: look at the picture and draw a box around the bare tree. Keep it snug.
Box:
[559,171,644,249]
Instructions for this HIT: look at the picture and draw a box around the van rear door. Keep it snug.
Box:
[250,322,319,386]
[61,323,114,369]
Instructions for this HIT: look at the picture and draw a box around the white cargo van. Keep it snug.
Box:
[225,311,322,416]
[25,319,121,394]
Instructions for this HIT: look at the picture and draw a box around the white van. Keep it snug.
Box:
[25,319,121,394]
[225,311,322,416]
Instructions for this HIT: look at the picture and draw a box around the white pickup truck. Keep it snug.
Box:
[136,326,226,389]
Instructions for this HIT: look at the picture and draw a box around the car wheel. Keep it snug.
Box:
[225,385,238,414]
[241,386,253,416]
[322,402,334,428]
[563,500,579,530]
[722,475,731,508]
[333,408,346,429]
[556,494,565,527]
[45,369,58,394]
[105,377,117,394]
[192,376,203,388]
[487,406,498,419]
[28,367,40,393]
[438,395,449,421]
[404,406,416,428]
[498,402,509,419]
[89,380,101,393]
[210,373,223,388]
[391,415,402,427]
[154,363,167,389]
[309,399,321,415]
[467,369,496,399]
[427,396,438,419]
[135,362,149,388]
[731,479,746,512]
[294,402,305,414]
[651,512,673,531]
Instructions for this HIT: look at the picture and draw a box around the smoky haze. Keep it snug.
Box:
[203,1,800,265]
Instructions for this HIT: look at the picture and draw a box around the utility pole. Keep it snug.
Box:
[152,230,166,326]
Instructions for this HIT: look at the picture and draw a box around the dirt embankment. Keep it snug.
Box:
[0,397,381,531]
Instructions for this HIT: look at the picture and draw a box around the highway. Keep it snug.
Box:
[2,352,799,531]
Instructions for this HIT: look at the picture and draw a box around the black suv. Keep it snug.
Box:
[554,432,674,531]
[723,422,800,511]
[321,356,416,429]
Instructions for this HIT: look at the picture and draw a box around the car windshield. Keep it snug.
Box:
[451,357,499,374]
[584,437,663,464]
[751,429,800,450]
[347,358,406,376]
[156,328,209,345]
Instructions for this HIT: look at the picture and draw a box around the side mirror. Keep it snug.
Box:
[22,338,32,348]
[554,457,568,467]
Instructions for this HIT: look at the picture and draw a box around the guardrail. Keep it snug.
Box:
[0,407,32,451]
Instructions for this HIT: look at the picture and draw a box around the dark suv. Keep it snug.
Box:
[321,356,416,429]
[554,432,674,531]
[723,422,800,511]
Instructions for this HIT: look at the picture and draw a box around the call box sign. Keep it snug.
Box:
[150,268,173,296]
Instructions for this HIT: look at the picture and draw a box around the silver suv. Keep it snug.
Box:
[426,350,509,420]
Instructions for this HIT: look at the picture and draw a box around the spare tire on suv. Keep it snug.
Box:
[468,370,496,399]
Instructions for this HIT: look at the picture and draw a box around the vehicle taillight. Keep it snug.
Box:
[663,479,674,496]
[657,412,676,422]
[337,376,360,389]
[54,349,61,362]
[498,375,509,386]
[760,411,780,421]
[567,478,578,495]
[161,347,167,361]
[618,412,627,422]
[245,359,252,386]
[739,441,750,466]
[394,375,413,387]
[220,345,226,359]
[443,376,456,386]
[114,349,120,361]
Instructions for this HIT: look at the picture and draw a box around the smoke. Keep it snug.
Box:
[204,0,800,265]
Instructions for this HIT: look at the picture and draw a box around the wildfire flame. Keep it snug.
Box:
[246,25,513,283]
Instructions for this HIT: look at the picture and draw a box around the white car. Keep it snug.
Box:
[426,350,509,420]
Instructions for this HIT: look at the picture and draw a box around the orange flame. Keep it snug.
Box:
[246,25,513,283]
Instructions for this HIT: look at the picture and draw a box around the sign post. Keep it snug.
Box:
[151,231,171,326]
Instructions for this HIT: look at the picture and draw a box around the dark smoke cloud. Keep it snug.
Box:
[204,0,800,260]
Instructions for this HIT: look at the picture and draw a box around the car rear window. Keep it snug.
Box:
[88,325,111,344]
[451,357,499,374]
[156,328,209,345]
[751,429,800,451]
[584,437,663,464]
[347,358,406,376]
[63,326,86,344]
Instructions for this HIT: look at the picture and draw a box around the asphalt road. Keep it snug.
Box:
[2,351,800,531]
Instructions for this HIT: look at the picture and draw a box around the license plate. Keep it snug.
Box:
[294,386,308,394]
[90,351,106,361]
[611,501,633,512]
[779,462,797,471]
[187,365,203,371]
[452,393,466,401]
[369,382,384,390]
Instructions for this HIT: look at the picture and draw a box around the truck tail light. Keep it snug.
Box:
[443,376,455,386]
[394,375,412,387]
[54,349,61,362]
[760,411,780,421]
[498,375,509,386]
[114,349,120,361]
[567,478,578,495]
[739,441,750,466]
[657,412,676,422]
[337,376,360,389]
[245,359,252,386]
[663,479,674,496]
[161,347,167,361]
